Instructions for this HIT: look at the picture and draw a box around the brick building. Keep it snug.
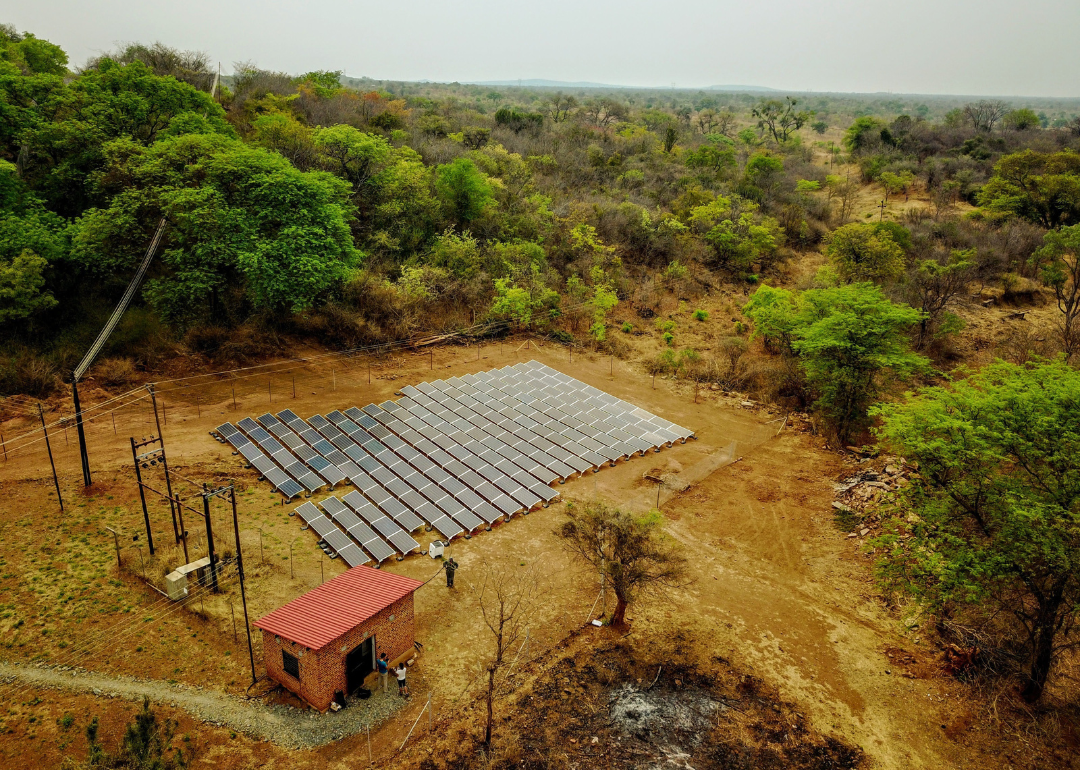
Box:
[255,566,423,711]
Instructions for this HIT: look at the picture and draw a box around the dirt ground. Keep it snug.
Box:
[0,312,1073,768]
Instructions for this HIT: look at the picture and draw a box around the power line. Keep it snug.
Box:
[0,566,240,705]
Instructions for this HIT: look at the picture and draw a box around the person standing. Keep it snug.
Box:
[445,557,458,588]
[377,652,389,693]
[395,662,409,696]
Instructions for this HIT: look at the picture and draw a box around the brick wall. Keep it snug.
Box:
[261,593,416,711]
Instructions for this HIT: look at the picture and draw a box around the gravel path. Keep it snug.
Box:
[0,662,406,749]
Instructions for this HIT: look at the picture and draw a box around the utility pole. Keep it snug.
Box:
[229,486,257,686]
[201,486,220,592]
[39,403,63,512]
[149,385,179,546]
[130,437,156,556]
[71,379,92,488]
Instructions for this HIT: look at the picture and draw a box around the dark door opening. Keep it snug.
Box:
[346,636,374,694]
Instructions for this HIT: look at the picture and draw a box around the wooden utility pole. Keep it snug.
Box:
[39,403,63,512]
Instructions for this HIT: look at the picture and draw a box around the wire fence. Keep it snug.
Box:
[0,325,548,475]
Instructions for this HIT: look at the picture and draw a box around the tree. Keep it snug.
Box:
[0,25,68,76]
[826,174,859,224]
[435,157,494,228]
[978,150,1080,229]
[745,283,928,442]
[662,125,678,153]
[1004,108,1040,131]
[84,41,214,91]
[76,697,187,768]
[687,194,784,273]
[70,133,360,326]
[1036,224,1080,359]
[873,359,1080,703]
[557,502,688,628]
[811,120,828,134]
[906,248,975,348]
[879,170,913,203]
[963,99,1008,132]
[842,116,886,153]
[312,125,391,191]
[544,92,577,122]
[0,250,56,323]
[751,97,809,143]
[494,107,543,133]
[582,97,628,128]
[684,136,736,176]
[473,561,541,747]
[825,223,906,284]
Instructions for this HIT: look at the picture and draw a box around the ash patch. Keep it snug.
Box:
[609,683,721,746]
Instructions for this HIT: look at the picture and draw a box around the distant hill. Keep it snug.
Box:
[704,84,779,93]
[465,79,778,92]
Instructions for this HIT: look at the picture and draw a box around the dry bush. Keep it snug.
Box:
[996,326,1060,364]
[741,354,806,406]
[184,322,282,365]
[0,354,61,398]
[595,334,630,358]
[92,357,137,387]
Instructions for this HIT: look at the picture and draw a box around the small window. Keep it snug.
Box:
[283,650,300,680]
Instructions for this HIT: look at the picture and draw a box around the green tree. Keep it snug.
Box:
[1004,108,1041,131]
[556,502,688,628]
[70,133,360,326]
[825,222,906,284]
[744,283,928,442]
[751,97,809,143]
[0,26,68,76]
[77,697,186,769]
[684,135,736,175]
[873,359,1080,703]
[424,228,482,279]
[907,248,975,348]
[879,170,913,202]
[843,116,886,152]
[977,150,1080,229]
[688,194,784,273]
[435,157,494,228]
[312,125,391,191]
[1035,224,1080,359]
[364,147,440,257]
[0,250,56,323]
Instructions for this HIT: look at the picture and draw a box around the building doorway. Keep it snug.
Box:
[346,636,374,694]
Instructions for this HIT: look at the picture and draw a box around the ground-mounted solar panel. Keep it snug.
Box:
[223,360,693,557]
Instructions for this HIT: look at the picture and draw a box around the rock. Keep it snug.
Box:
[847,533,857,538]
[740,400,754,408]
[860,528,870,536]
[885,464,900,475]
[831,501,852,512]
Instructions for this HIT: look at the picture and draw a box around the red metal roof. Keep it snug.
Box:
[254,565,423,651]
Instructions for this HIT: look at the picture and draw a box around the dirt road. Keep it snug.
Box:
[0,661,401,749]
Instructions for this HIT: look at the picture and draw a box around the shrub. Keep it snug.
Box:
[93,357,137,387]
[692,309,708,321]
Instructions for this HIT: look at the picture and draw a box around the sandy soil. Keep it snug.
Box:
[0,297,1071,769]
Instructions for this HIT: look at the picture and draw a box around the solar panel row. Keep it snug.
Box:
[217,359,693,564]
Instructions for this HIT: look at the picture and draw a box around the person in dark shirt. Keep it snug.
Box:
[377,652,389,693]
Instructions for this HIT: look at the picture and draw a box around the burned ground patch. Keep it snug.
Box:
[420,632,863,770]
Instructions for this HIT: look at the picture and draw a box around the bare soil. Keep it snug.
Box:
[0,327,1075,769]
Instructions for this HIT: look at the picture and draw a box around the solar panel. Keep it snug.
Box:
[225,361,691,559]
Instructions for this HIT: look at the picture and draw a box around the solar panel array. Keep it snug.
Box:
[215,360,693,564]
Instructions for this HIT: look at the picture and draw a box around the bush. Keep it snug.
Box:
[0,353,60,398]
[692,309,708,321]
[93,357,137,387]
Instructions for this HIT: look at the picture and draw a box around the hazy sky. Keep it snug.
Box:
[8,0,1079,97]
